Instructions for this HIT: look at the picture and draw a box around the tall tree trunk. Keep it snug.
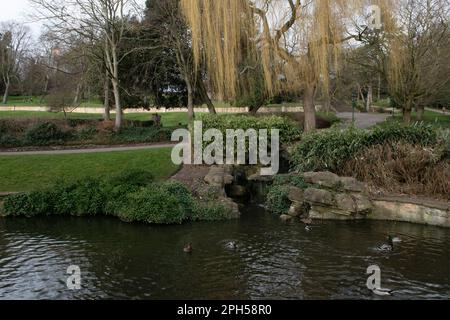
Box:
[112,78,122,130]
[366,85,373,112]
[417,105,424,121]
[303,84,317,133]
[197,80,216,114]
[403,101,412,124]
[2,79,10,105]
[186,78,195,122]
[377,75,381,101]
[73,82,82,105]
[103,75,111,121]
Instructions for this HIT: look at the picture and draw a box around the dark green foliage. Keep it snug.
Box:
[113,127,172,143]
[1,170,232,224]
[115,186,186,224]
[273,175,309,190]
[24,122,70,146]
[201,114,302,145]
[266,185,291,215]
[107,169,154,188]
[291,123,438,173]
[191,201,234,221]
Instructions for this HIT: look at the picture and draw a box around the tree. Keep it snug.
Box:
[145,0,216,121]
[387,0,450,123]
[180,0,383,132]
[31,0,142,129]
[0,22,31,105]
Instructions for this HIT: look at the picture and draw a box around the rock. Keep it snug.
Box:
[288,202,304,217]
[204,166,234,186]
[353,194,373,214]
[280,214,293,222]
[303,172,341,188]
[248,173,274,183]
[300,217,313,225]
[309,206,363,219]
[288,187,304,202]
[340,177,367,193]
[335,193,356,213]
[304,188,335,206]
[218,196,241,219]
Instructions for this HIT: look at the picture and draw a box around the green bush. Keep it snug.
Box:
[201,114,302,145]
[24,122,70,146]
[191,201,234,221]
[2,170,235,224]
[115,186,186,224]
[291,123,438,173]
[266,185,291,215]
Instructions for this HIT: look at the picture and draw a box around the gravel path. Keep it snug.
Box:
[336,112,391,129]
[0,143,176,156]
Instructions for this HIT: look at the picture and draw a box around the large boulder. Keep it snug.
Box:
[288,187,304,203]
[340,177,367,193]
[304,188,335,206]
[335,193,356,213]
[303,172,340,188]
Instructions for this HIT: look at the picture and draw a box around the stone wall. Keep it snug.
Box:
[279,171,450,228]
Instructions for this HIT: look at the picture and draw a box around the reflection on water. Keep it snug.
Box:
[0,206,449,300]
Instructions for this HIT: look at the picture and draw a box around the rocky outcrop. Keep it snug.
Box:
[280,171,450,228]
[203,165,240,218]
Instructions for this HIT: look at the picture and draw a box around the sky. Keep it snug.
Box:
[0,0,147,38]
[0,0,43,36]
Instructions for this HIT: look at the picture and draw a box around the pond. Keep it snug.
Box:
[0,206,449,300]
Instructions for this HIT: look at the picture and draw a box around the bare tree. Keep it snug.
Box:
[0,22,31,105]
[30,0,142,129]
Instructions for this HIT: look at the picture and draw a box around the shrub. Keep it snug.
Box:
[201,114,302,145]
[341,142,450,199]
[2,170,236,224]
[291,127,368,172]
[368,122,437,147]
[115,186,186,224]
[191,201,234,221]
[266,185,291,215]
[24,122,70,146]
[291,123,438,173]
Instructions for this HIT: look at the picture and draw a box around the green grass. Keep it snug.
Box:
[0,110,193,127]
[0,148,179,192]
[2,96,104,107]
[393,110,450,128]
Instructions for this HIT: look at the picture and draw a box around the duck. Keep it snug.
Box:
[377,236,394,252]
[226,241,238,250]
[371,287,394,296]
[183,243,193,253]
[305,225,312,232]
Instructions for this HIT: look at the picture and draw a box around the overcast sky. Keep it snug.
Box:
[0,0,146,38]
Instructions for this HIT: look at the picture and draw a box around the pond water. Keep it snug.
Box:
[0,206,449,300]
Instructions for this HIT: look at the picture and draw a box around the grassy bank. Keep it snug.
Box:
[392,110,450,128]
[0,147,179,192]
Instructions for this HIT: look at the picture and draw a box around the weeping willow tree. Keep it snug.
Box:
[180,0,394,131]
[386,0,450,124]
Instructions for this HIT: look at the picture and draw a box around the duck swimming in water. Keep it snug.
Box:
[371,287,394,296]
[183,243,193,253]
[225,241,238,250]
[377,236,394,252]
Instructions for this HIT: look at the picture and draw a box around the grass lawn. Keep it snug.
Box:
[0,147,179,192]
[0,110,193,127]
[393,110,450,128]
